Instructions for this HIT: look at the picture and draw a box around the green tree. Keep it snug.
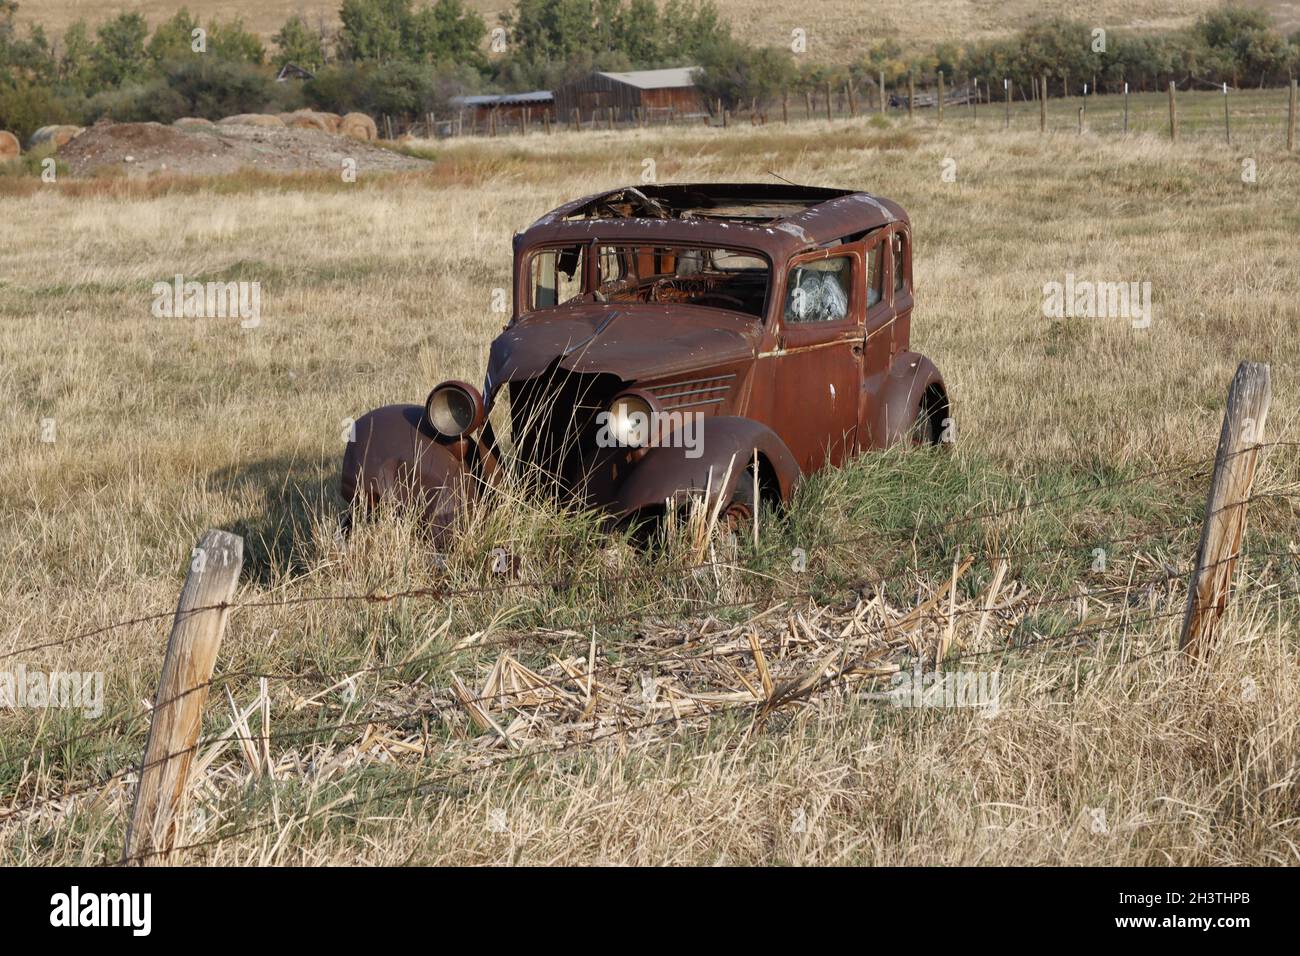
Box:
[694,39,794,114]
[339,0,409,63]
[59,20,97,92]
[147,9,201,64]
[407,0,487,67]
[207,18,266,64]
[91,12,151,87]
[273,15,327,71]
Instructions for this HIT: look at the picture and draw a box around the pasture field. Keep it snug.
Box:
[16,0,1256,61]
[1,97,1299,865]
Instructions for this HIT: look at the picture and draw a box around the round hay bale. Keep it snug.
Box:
[217,113,286,128]
[0,130,20,160]
[339,112,378,142]
[173,117,215,129]
[27,124,83,150]
[283,110,332,132]
[318,111,343,132]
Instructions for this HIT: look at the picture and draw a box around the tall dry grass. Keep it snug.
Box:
[1,108,1297,864]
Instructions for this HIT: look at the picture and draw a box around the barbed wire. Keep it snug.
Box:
[7,545,1296,826]
[9,440,1295,665]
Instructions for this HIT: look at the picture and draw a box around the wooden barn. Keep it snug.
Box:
[552,68,704,123]
[449,90,554,128]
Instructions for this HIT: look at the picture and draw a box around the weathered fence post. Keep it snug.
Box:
[937,71,944,123]
[907,73,914,119]
[124,529,243,864]
[1168,80,1177,141]
[1288,79,1296,151]
[825,81,833,120]
[1040,76,1046,132]
[1123,81,1129,133]
[1179,363,1272,663]
[1223,83,1231,144]
[1004,78,1011,128]
[878,71,886,113]
[782,90,789,124]
[846,82,856,117]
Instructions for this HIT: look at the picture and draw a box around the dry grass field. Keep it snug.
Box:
[2,96,1299,865]
[17,0,1268,61]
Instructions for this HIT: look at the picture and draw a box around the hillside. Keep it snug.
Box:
[21,0,1296,65]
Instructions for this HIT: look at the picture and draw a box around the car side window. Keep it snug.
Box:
[866,243,883,308]
[784,256,852,324]
[893,232,908,295]
[529,245,585,309]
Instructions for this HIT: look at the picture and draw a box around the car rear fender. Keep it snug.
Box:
[874,352,948,447]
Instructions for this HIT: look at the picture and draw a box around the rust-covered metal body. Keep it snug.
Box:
[342,183,949,534]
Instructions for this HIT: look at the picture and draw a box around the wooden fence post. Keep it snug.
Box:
[878,71,886,113]
[1123,81,1129,134]
[937,71,944,123]
[825,81,833,120]
[1222,83,1231,144]
[847,82,856,117]
[1179,363,1272,663]
[1288,79,1296,151]
[1040,76,1046,132]
[1004,78,1010,128]
[907,73,914,119]
[782,90,789,124]
[124,529,243,864]
[1168,80,1177,141]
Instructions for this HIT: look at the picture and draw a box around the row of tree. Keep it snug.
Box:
[3,0,1299,141]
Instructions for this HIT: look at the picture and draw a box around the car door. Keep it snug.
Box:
[859,231,895,449]
[765,247,863,472]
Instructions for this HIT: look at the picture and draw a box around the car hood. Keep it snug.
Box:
[484,302,761,397]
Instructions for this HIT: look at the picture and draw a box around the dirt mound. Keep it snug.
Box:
[56,120,430,178]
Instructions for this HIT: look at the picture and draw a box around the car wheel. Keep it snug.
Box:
[720,464,758,530]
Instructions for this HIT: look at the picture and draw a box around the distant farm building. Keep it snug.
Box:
[552,68,704,122]
[449,91,554,127]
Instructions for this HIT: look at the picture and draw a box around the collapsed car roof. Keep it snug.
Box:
[518,183,908,261]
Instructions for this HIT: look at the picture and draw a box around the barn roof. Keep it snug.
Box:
[449,90,554,107]
[594,67,699,89]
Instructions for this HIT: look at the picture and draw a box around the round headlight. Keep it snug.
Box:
[425,381,484,439]
[605,392,656,448]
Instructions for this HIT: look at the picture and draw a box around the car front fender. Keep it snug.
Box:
[608,416,801,517]
[340,404,475,534]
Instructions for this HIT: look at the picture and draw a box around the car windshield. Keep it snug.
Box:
[597,245,769,317]
[524,243,770,318]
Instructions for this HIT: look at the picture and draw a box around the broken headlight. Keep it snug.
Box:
[425,381,484,439]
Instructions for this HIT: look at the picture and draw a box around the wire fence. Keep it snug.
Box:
[1,439,1296,863]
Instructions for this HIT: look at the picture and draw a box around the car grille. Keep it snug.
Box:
[643,373,735,411]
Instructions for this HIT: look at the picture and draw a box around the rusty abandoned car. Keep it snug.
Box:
[341,183,950,535]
